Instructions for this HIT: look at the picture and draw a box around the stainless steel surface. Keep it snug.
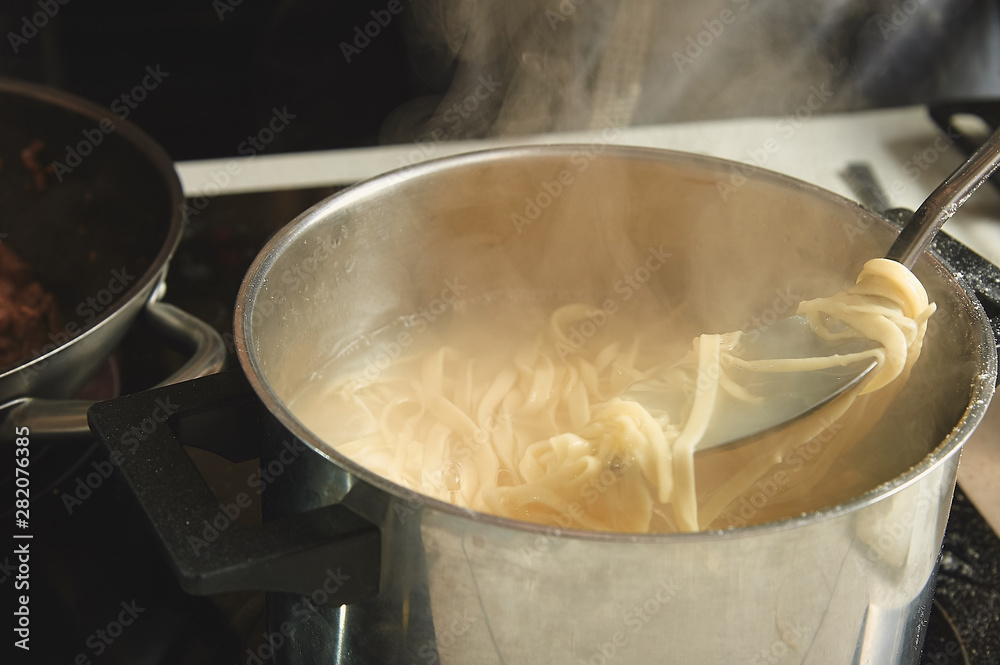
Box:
[0,261,160,403]
[2,297,227,441]
[621,313,880,454]
[234,146,996,665]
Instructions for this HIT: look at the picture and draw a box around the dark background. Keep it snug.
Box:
[0,0,431,160]
[3,0,1000,163]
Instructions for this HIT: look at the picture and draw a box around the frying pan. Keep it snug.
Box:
[0,78,225,439]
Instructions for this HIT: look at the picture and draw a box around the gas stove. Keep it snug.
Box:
[10,106,1000,664]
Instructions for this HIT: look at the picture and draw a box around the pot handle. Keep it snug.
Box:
[1,296,228,441]
[86,369,382,602]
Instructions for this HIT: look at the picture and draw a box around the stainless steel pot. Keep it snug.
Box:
[90,145,997,665]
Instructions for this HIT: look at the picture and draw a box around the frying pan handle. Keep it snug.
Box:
[1,298,227,441]
[86,369,382,601]
[144,298,230,386]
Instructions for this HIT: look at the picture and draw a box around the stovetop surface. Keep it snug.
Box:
[9,184,1000,664]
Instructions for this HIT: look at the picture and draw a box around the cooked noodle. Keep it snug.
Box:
[290,258,935,533]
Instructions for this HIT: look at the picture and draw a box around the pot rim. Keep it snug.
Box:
[234,143,997,543]
[0,77,184,384]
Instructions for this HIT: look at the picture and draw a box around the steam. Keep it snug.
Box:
[383,0,999,143]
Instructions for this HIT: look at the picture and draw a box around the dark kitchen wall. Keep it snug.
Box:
[0,0,430,160]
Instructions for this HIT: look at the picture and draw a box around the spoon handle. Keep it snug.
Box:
[886,125,1000,268]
